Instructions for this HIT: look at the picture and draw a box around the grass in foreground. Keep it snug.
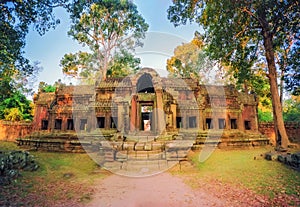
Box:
[0,141,108,206]
[183,147,299,198]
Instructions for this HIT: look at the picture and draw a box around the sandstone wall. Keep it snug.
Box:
[0,121,32,142]
[259,122,300,145]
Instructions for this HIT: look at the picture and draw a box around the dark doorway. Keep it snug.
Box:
[54,119,62,130]
[97,117,105,128]
[137,73,155,93]
[244,121,251,130]
[67,119,74,130]
[111,117,117,128]
[206,118,213,129]
[41,120,48,130]
[176,117,182,128]
[231,119,237,129]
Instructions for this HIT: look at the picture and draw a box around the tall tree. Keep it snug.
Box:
[1,0,64,86]
[168,0,299,148]
[0,0,65,120]
[167,33,226,84]
[61,0,148,81]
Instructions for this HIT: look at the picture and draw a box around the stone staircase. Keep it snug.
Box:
[98,137,193,177]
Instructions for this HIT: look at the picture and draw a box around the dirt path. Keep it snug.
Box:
[87,172,225,207]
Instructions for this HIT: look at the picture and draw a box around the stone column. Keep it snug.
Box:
[105,113,110,129]
[182,111,187,129]
[156,89,165,133]
[117,104,124,133]
[238,112,244,131]
[199,110,204,130]
[252,106,259,131]
[123,103,130,132]
[130,95,137,132]
[170,104,177,130]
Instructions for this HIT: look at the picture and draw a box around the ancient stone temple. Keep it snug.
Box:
[32,68,260,135]
[19,68,268,176]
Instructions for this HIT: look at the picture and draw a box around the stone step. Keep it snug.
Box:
[102,159,179,177]
[116,150,165,161]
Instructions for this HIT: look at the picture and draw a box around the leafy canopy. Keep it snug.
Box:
[61,0,149,81]
[168,0,299,147]
[0,0,65,121]
[168,0,299,94]
[0,91,33,121]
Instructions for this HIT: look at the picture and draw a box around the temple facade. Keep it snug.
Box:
[33,68,259,136]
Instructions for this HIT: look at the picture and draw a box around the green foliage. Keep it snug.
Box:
[285,42,300,95]
[107,50,141,77]
[167,34,213,79]
[0,0,63,79]
[168,0,299,146]
[62,0,148,81]
[258,109,273,122]
[0,1,67,123]
[38,82,56,92]
[0,91,33,121]
[283,98,300,122]
[43,85,56,93]
[168,0,299,89]
[4,108,23,122]
[0,150,39,185]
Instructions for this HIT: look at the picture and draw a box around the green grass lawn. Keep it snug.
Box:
[188,147,300,198]
[1,141,299,206]
[0,141,108,206]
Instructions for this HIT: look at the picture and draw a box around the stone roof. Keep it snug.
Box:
[96,77,131,88]
[35,93,56,105]
[162,78,198,90]
[198,85,231,96]
[177,99,200,109]
[56,85,94,96]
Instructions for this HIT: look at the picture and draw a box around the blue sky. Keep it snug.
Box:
[24,0,200,88]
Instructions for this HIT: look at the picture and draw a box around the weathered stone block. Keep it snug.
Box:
[127,152,136,160]
[152,142,163,151]
[166,151,178,160]
[111,142,123,150]
[115,151,127,161]
[144,143,152,151]
[177,150,188,159]
[264,152,278,161]
[135,151,148,160]
[122,142,135,151]
[148,153,162,160]
[277,154,286,163]
[104,150,115,162]
[134,142,145,151]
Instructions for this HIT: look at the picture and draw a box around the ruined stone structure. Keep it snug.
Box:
[259,122,300,145]
[0,121,32,141]
[32,68,260,135]
[18,68,269,175]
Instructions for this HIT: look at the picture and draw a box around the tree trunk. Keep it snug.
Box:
[262,28,290,148]
[279,69,284,105]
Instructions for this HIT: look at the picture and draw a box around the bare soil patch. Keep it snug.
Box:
[87,172,224,207]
